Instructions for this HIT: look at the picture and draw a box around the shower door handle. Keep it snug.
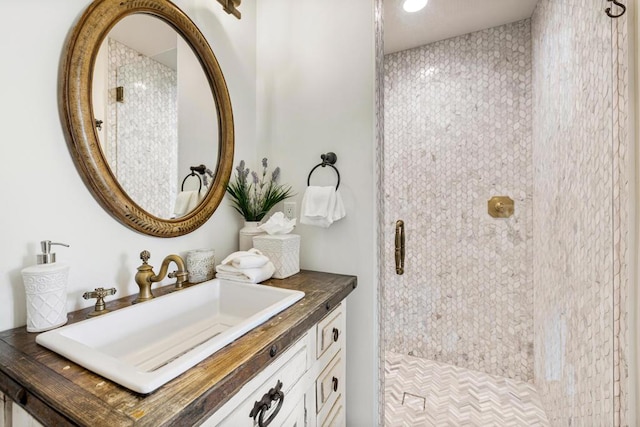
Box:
[395,220,405,275]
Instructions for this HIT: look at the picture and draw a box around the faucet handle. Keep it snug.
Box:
[83,287,117,317]
[168,270,189,290]
[140,250,151,264]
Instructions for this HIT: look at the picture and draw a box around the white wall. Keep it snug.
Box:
[0,0,256,331]
[0,0,378,422]
[256,1,377,424]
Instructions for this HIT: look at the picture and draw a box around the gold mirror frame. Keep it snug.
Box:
[60,0,234,237]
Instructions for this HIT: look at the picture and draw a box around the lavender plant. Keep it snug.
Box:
[226,158,294,221]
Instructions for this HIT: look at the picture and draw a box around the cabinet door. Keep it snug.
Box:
[315,352,343,415]
[0,392,4,427]
[279,395,306,427]
[320,398,344,427]
[217,345,308,427]
[12,403,43,427]
[219,375,307,427]
[316,306,343,360]
[203,334,310,426]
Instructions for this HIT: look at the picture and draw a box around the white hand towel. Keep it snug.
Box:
[215,261,276,284]
[197,188,207,203]
[220,248,270,269]
[301,186,335,217]
[173,191,199,218]
[332,190,346,221]
[300,186,346,228]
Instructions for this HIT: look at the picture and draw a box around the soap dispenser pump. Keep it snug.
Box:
[21,241,70,332]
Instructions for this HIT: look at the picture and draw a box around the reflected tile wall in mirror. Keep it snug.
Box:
[107,38,178,218]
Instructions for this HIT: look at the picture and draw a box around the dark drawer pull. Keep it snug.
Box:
[14,388,28,405]
[332,327,339,342]
[332,376,339,392]
[249,380,284,427]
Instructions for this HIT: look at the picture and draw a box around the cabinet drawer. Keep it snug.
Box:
[316,351,343,415]
[11,404,43,427]
[320,398,344,427]
[280,395,306,427]
[218,344,307,427]
[316,304,343,359]
[202,335,309,427]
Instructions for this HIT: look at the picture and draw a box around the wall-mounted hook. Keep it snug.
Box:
[605,0,626,18]
[320,152,337,166]
[216,0,241,19]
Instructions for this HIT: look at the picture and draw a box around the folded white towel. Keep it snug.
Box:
[173,191,199,218]
[220,248,270,269]
[300,186,346,228]
[215,261,276,284]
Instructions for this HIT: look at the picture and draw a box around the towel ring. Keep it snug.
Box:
[180,164,209,192]
[307,152,340,190]
[181,172,203,192]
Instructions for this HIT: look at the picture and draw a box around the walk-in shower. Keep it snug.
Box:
[379,0,631,425]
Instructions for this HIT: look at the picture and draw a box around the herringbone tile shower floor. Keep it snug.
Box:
[384,352,550,427]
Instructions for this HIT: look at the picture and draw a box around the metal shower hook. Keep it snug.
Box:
[605,0,626,18]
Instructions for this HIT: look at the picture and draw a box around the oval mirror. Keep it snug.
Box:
[61,0,234,237]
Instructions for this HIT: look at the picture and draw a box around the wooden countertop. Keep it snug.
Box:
[0,270,357,426]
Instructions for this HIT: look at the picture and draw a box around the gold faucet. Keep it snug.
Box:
[133,250,188,304]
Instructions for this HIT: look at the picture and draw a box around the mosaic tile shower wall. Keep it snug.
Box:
[107,38,178,219]
[531,0,629,424]
[383,20,534,382]
[611,12,630,427]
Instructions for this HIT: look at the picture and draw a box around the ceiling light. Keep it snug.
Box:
[403,0,428,13]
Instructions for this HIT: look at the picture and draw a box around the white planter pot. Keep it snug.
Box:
[239,221,265,251]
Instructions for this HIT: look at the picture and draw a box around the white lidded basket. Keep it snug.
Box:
[253,234,300,279]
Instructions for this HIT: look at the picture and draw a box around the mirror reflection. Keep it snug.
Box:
[92,14,219,219]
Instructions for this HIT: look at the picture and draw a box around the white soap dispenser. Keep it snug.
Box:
[21,240,70,332]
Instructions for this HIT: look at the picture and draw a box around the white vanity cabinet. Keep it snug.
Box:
[0,304,346,427]
[311,303,346,427]
[204,302,346,427]
[0,272,356,426]
[11,404,43,427]
[1,391,5,427]
[0,395,44,427]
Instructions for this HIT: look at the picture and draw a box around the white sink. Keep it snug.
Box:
[36,279,304,394]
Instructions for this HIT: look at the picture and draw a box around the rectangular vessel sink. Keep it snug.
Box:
[36,279,304,394]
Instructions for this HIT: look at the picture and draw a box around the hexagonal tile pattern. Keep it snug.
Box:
[379,3,630,425]
[383,20,534,382]
[531,0,628,424]
[106,38,178,219]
